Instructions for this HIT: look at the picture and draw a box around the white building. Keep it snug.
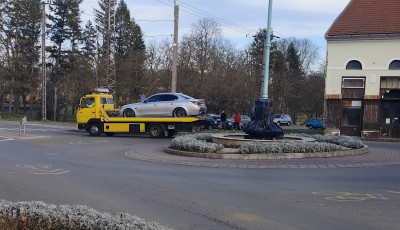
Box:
[325,0,400,138]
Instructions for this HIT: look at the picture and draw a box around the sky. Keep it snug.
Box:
[80,0,351,59]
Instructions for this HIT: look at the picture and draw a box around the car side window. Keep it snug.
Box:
[145,95,159,103]
[159,94,178,101]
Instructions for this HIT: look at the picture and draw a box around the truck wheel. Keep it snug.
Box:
[173,108,187,117]
[88,123,101,136]
[123,109,135,117]
[149,124,165,138]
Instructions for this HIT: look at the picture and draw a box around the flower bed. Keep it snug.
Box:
[170,133,364,155]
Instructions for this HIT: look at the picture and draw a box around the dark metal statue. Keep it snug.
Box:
[242,98,284,139]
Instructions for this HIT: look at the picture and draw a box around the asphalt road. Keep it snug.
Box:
[0,120,400,230]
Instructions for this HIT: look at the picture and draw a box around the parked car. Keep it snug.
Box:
[196,114,221,130]
[306,118,324,129]
[226,115,251,129]
[273,114,292,126]
[119,93,207,117]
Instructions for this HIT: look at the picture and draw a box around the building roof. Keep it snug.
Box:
[326,0,400,39]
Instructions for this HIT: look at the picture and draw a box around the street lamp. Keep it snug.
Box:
[262,0,273,99]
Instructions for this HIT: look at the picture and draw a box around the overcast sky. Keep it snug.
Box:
[80,0,351,58]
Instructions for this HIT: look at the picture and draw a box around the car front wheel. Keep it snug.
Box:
[123,109,135,117]
[287,121,291,126]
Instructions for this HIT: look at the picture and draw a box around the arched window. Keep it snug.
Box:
[389,60,400,70]
[346,60,362,70]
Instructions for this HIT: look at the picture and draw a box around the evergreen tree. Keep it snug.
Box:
[114,0,146,104]
[1,0,41,117]
[48,0,83,120]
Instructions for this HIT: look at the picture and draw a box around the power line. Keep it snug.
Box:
[177,0,257,35]
[153,0,257,36]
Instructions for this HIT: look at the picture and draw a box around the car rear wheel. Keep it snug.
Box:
[277,121,281,126]
[308,125,313,129]
[173,108,187,117]
[123,109,135,117]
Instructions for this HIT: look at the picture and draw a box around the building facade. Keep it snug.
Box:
[325,0,400,138]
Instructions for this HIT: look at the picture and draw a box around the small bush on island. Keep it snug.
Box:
[0,200,172,230]
[291,134,364,149]
[170,133,223,153]
[239,142,343,154]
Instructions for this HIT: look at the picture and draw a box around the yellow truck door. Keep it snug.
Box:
[77,97,97,124]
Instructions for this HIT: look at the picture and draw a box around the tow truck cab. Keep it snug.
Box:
[77,88,204,137]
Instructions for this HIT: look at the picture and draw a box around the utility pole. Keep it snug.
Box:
[41,1,48,121]
[171,0,179,93]
[262,0,273,99]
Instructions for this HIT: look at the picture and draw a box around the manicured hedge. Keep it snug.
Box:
[0,200,172,230]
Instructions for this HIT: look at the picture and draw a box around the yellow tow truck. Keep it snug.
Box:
[77,88,205,137]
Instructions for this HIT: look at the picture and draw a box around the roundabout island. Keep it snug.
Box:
[165,132,369,160]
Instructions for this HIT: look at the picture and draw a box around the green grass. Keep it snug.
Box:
[285,129,324,135]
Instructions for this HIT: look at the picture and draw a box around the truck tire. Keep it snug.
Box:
[149,124,165,138]
[88,123,101,136]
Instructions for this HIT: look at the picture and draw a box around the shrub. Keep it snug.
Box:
[170,133,223,153]
[291,134,364,149]
[239,141,343,154]
[0,200,172,230]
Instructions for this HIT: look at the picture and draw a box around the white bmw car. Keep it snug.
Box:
[120,93,207,117]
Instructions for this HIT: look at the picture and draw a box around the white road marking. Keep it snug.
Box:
[16,164,69,175]
[0,136,15,142]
